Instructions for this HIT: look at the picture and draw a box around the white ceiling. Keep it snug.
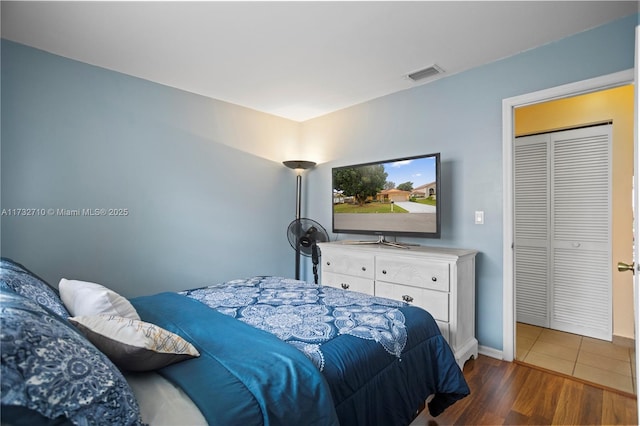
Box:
[2,1,638,122]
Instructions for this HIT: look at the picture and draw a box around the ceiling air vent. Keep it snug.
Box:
[407,64,444,82]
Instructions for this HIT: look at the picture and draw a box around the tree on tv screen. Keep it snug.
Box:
[334,165,387,206]
[397,182,414,191]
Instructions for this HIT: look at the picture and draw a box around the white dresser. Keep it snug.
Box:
[318,241,478,369]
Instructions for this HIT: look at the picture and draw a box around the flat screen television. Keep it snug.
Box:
[332,153,441,243]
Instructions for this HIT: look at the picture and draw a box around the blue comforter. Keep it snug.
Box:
[132,277,469,426]
[131,292,339,426]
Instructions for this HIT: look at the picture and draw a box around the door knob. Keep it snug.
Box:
[402,294,414,303]
[617,261,635,274]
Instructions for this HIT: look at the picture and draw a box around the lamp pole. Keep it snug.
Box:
[294,173,302,221]
[283,160,316,279]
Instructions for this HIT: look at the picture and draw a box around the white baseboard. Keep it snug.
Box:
[478,345,503,360]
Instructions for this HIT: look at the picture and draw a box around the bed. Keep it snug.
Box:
[0,258,470,426]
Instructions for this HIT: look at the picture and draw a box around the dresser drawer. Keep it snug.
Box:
[321,250,374,279]
[375,256,449,292]
[375,281,449,322]
[322,272,375,295]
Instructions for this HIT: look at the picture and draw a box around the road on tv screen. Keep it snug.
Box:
[334,212,437,234]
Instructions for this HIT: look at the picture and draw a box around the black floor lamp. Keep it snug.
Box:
[283,160,316,279]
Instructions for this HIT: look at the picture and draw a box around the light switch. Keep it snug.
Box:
[475,211,484,225]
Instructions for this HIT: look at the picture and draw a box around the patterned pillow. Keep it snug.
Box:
[0,289,143,425]
[0,258,70,319]
[69,315,200,372]
[0,258,32,275]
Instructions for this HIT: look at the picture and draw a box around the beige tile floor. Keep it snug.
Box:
[516,322,636,395]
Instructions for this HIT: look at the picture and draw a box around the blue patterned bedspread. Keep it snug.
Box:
[181,276,408,371]
[175,276,470,425]
[133,277,469,425]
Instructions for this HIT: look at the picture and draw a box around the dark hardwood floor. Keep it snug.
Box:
[411,355,637,425]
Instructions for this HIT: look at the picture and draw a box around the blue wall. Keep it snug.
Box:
[301,13,638,350]
[1,13,637,352]
[1,40,301,297]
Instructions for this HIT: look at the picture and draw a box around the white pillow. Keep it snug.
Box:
[59,278,140,320]
[69,315,200,371]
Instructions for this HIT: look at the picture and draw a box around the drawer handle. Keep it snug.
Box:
[341,283,350,290]
[361,266,367,271]
[431,276,437,282]
[382,270,387,274]
[402,294,414,303]
[326,261,331,266]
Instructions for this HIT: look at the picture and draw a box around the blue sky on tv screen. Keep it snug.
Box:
[383,157,436,187]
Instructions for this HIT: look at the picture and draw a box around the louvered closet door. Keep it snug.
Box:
[550,125,612,340]
[515,134,550,327]
[515,124,612,340]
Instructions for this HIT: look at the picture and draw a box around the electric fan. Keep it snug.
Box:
[287,218,329,284]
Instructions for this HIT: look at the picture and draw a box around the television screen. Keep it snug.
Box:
[332,153,441,239]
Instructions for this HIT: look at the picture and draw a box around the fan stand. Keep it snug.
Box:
[295,241,302,281]
[311,242,320,284]
[295,241,321,284]
[299,233,323,284]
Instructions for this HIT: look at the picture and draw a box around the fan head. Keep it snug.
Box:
[287,218,329,256]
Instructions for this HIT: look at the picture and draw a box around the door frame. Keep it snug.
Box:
[502,69,634,362]
[633,27,639,425]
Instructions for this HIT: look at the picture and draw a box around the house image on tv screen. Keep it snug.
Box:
[377,188,410,203]
[411,182,437,200]
[375,181,436,204]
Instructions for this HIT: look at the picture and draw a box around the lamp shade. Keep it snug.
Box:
[283,160,316,170]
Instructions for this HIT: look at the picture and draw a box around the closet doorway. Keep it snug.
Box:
[511,84,635,393]
[515,123,612,340]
